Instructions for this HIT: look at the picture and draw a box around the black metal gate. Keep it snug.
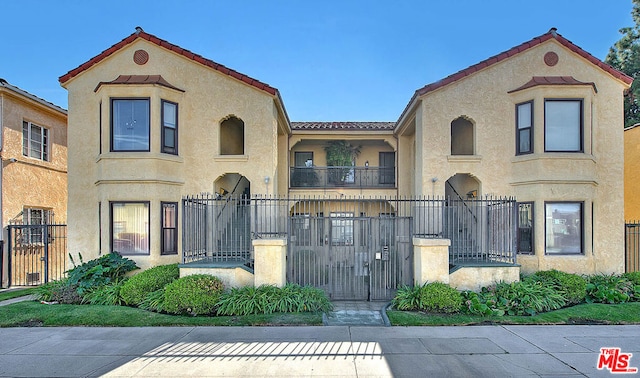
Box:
[7,224,68,286]
[288,214,412,300]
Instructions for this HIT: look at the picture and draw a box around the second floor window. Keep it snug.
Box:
[516,101,533,155]
[545,99,582,152]
[22,121,49,161]
[111,98,150,152]
[162,100,178,154]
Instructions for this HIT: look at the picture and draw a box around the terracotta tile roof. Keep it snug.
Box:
[59,27,278,96]
[397,28,633,126]
[291,121,395,131]
[508,76,597,93]
[0,78,67,114]
[94,75,185,92]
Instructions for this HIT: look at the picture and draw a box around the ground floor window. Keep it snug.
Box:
[161,202,178,255]
[22,207,52,243]
[545,202,582,254]
[517,202,533,254]
[111,202,149,255]
[330,212,354,246]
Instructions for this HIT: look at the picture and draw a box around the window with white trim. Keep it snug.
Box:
[23,208,52,244]
[22,121,49,161]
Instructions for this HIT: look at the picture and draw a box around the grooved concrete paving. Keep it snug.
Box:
[323,301,389,326]
[0,325,638,377]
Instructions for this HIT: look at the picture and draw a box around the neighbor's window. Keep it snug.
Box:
[161,202,178,255]
[516,101,533,155]
[545,99,582,152]
[517,202,533,254]
[545,202,582,254]
[220,116,244,155]
[111,202,149,255]
[23,208,53,243]
[22,121,49,161]
[161,100,178,154]
[111,98,150,151]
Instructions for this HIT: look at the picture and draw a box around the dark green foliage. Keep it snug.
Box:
[462,280,566,316]
[34,278,82,304]
[528,270,587,305]
[120,264,179,306]
[83,280,126,306]
[586,274,633,304]
[216,284,333,316]
[66,252,138,295]
[163,274,224,315]
[605,0,640,127]
[392,282,462,314]
[622,272,640,301]
[138,289,166,313]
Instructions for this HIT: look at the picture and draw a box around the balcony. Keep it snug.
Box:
[290,166,395,188]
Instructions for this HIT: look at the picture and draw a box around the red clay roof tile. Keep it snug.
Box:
[59,28,279,97]
[397,28,633,127]
[291,122,395,131]
[93,74,185,93]
[508,76,597,93]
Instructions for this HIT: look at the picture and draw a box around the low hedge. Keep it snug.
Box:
[120,264,179,306]
[163,274,224,315]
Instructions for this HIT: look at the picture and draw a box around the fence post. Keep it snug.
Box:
[413,237,450,285]
[253,238,287,287]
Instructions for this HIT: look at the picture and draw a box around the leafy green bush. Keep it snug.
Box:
[586,274,633,304]
[622,272,640,301]
[392,282,462,313]
[138,289,166,312]
[216,284,332,315]
[83,280,126,305]
[163,274,224,315]
[461,290,504,316]
[34,278,83,304]
[391,285,422,311]
[493,280,566,315]
[120,264,179,306]
[67,252,138,295]
[528,270,587,305]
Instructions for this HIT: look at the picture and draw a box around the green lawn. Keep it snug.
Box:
[1,299,639,327]
[0,288,36,302]
[0,301,323,327]
[387,302,640,326]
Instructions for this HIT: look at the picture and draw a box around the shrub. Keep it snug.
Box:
[392,282,462,314]
[391,285,422,311]
[67,252,139,295]
[34,278,82,304]
[586,274,633,304]
[138,289,166,313]
[419,282,463,314]
[83,280,126,305]
[163,275,224,315]
[528,270,587,305]
[120,264,179,306]
[493,280,566,315]
[622,272,640,301]
[216,284,333,316]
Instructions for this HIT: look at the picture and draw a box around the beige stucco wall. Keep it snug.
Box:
[449,266,520,292]
[401,39,627,275]
[179,266,254,289]
[1,91,67,226]
[62,39,287,270]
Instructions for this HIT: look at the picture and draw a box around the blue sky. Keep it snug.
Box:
[1,1,634,121]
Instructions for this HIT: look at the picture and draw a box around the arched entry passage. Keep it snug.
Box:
[214,173,250,198]
[445,173,480,200]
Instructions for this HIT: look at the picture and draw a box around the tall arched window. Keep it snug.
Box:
[451,117,474,155]
[220,116,244,155]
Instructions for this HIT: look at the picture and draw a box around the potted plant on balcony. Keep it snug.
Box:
[291,162,319,187]
[324,141,360,185]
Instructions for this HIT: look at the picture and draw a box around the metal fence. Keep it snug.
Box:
[7,224,68,286]
[290,166,395,188]
[182,194,517,266]
[625,222,640,273]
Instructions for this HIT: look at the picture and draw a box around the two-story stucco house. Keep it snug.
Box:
[0,79,68,287]
[60,27,631,299]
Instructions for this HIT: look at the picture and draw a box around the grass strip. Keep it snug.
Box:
[0,288,36,302]
[0,301,323,327]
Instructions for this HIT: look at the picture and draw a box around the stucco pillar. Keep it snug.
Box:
[413,238,450,285]
[252,238,287,287]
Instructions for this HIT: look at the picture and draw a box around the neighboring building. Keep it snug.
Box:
[60,27,631,297]
[625,124,640,221]
[0,79,68,287]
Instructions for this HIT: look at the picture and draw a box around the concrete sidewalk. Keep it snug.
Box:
[0,325,638,377]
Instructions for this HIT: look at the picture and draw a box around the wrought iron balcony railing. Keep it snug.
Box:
[289,166,395,188]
